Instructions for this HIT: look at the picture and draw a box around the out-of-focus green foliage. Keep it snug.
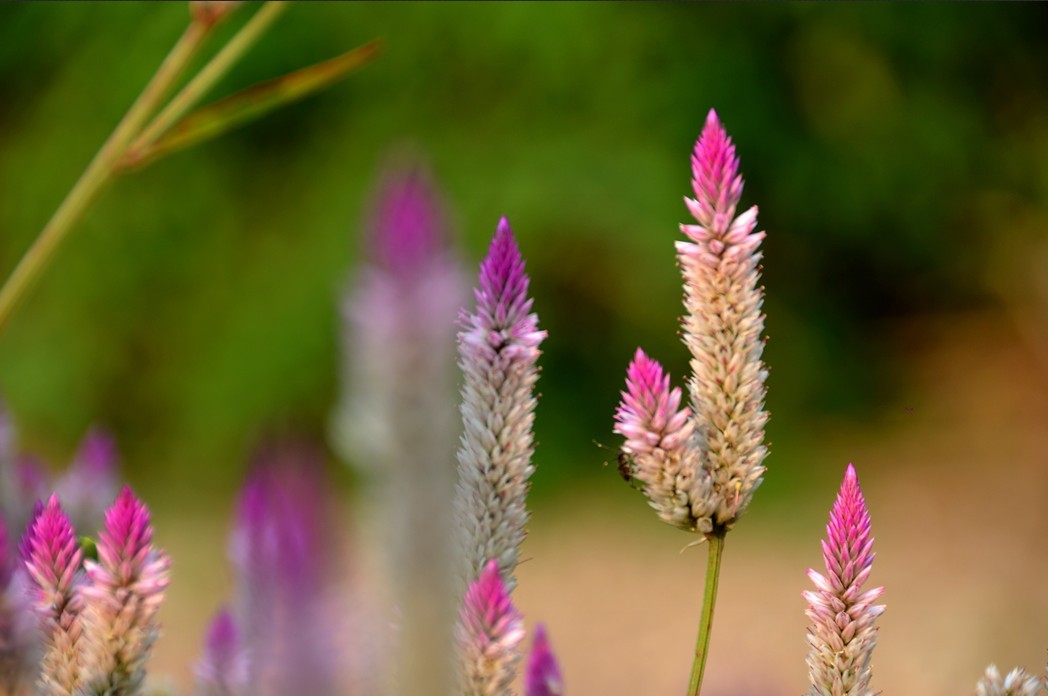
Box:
[0,3,1045,504]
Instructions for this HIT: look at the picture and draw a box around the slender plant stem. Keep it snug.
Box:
[687,531,726,696]
[127,1,288,160]
[0,20,213,336]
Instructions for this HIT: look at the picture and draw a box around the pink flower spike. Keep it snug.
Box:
[80,485,171,695]
[803,464,884,696]
[456,560,525,695]
[21,494,84,692]
[524,623,563,696]
[195,607,249,696]
[613,349,712,533]
[455,217,546,589]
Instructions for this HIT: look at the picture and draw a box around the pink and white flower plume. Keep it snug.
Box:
[615,109,768,532]
[456,560,525,696]
[454,217,546,590]
[974,665,1042,696]
[21,495,84,695]
[803,464,884,696]
[79,486,171,695]
[524,623,563,696]
[614,349,713,533]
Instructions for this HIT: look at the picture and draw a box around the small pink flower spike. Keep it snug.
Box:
[524,623,563,696]
[367,163,450,277]
[195,607,249,696]
[614,349,712,532]
[80,486,171,695]
[686,109,745,235]
[456,559,526,695]
[21,494,84,693]
[455,218,546,589]
[803,464,884,696]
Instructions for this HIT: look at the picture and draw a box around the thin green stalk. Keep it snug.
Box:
[127,1,288,161]
[687,531,725,696]
[0,19,213,336]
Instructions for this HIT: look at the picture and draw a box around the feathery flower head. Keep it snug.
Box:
[803,464,884,696]
[975,665,1042,696]
[456,560,525,696]
[455,217,546,589]
[195,607,249,696]
[524,623,563,696]
[614,349,713,533]
[80,485,171,694]
[676,109,768,528]
[21,494,85,693]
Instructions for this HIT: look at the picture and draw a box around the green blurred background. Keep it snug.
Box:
[1,3,1046,693]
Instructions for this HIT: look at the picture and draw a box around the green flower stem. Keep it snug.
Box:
[0,19,214,336]
[687,530,725,696]
[127,2,288,160]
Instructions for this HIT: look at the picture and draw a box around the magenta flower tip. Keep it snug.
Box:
[689,109,744,231]
[368,163,448,276]
[614,348,689,457]
[476,217,530,325]
[196,605,248,691]
[457,559,525,691]
[524,623,563,696]
[98,485,153,564]
[21,494,81,607]
[74,428,118,477]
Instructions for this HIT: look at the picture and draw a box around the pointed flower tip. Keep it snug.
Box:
[75,428,118,476]
[205,607,239,657]
[369,162,448,274]
[474,216,533,333]
[525,623,563,696]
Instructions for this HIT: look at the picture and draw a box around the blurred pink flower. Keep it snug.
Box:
[195,607,249,696]
[524,623,563,696]
[803,464,884,696]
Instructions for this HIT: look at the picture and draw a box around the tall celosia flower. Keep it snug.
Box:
[454,217,546,591]
[21,495,84,694]
[194,607,249,696]
[226,444,342,696]
[614,348,713,533]
[677,108,769,528]
[803,464,884,696]
[614,109,768,533]
[331,161,465,695]
[456,560,525,696]
[79,486,171,695]
[524,623,563,696]
[975,666,1042,696]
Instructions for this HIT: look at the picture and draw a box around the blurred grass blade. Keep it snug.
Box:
[122,39,383,170]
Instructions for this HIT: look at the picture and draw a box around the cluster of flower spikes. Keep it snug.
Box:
[615,109,768,534]
[21,487,170,695]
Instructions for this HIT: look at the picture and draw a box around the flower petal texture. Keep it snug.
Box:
[79,486,171,695]
[975,665,1042,696]
[454,217,546,590]
[21,495,85,694]
[614,349,713,532]
[803,464,884,696]
[524,623,563,696]
[456,560,525,696]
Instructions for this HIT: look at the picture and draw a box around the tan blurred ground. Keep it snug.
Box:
[154,310,1048,694]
